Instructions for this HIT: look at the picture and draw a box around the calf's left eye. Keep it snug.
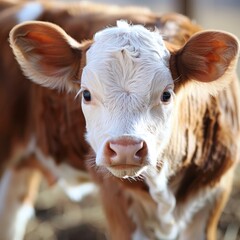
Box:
[83,90,91,102]
[161,90,172,103]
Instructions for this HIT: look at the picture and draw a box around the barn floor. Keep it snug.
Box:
[24,164,240,240]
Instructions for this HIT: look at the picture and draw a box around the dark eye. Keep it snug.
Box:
[82,90,91,102]
[161,90,171,103]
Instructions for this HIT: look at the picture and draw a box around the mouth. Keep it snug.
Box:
[106,165,146,178]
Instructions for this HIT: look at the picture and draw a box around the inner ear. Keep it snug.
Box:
[170,31,239,87]
[11,21,82,77]
[10,21,92,91]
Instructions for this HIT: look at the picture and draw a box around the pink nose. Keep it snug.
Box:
[103,136,147,166]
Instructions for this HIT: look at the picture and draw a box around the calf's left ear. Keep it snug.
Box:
[170,30,239,91]
[10,21,91,92]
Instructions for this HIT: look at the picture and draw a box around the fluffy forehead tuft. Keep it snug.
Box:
[87,20,170,63]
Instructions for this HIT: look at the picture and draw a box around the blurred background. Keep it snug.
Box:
[1,0,240,239]
[90,0,240,74]
[89,0,240,38]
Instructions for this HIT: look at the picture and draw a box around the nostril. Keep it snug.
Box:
[135,141,147,159]
[105,141,117,158]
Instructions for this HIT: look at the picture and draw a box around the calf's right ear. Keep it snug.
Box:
[170,30,239,94]
[10,21,91,92]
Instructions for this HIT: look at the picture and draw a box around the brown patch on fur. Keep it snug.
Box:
[32,85,89,170]
[173,85,239,203]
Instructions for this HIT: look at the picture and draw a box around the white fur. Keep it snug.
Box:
[81,21,174,178]
[128,164,219,240]
[0,170,34,240]
[125,162,178,239]
[143,163,178,239]
[0,170,13,215]
[13,203,34,240]
[58,180,97,202]
[132,228,149,240]
[16,2,43,23]
[174,187,217,232]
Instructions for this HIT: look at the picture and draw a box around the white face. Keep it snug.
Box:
[80,21,175,178]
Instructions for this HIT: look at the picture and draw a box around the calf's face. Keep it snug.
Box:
[10,20,239,179]
[81,21,175,177]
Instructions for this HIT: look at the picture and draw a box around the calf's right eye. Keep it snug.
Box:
[82,90,91,102]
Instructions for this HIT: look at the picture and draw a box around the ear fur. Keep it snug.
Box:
[10,21,91,91]
[170,30,239,93]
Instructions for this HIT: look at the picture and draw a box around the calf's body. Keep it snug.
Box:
[4,1,240,239]
[78,23,240,239]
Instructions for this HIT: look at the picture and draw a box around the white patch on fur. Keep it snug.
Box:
[58,180,97,202]
[0,170,12,214]
[35,147,87,181]
[13,203,34,240]
[173,186,218,232]
[129,163,218,240]
[140,164,218,239]
[81,21,174,177]
[16,2,43,23]
[0,170,34,240]
[124,162,178,240]
[132,228,149,240]
[7,137,90,187]
[143,162,178,239]
[161,21,180,39]
[35,146,97,200]
[24,135,37,157]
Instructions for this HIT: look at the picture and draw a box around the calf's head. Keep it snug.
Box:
[10,20,239,178]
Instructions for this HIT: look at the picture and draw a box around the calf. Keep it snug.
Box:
[10,13,240,240]
[0,1,203,239]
